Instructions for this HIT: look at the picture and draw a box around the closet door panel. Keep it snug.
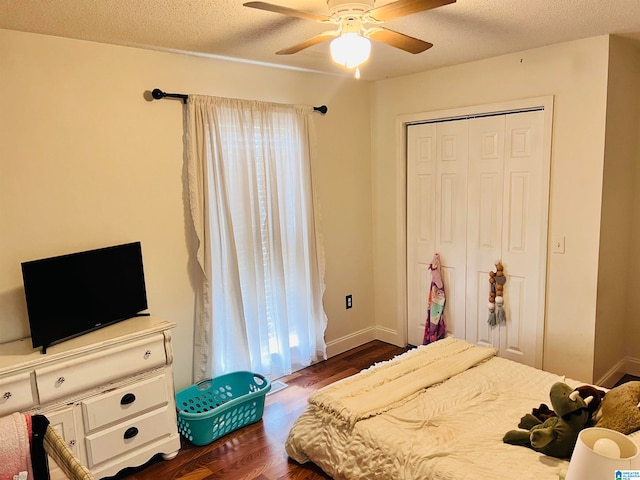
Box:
[406,119,468,344]
[435,120,468,340]
[502,274,526,357]
[506,173,528,252]
[407,123,437,346]
[473,269,498,348]
[499,110,546,366]
[466,115,504,349]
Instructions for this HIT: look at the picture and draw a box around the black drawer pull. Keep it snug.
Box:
[123,427,139,440]
[120,393,136,405]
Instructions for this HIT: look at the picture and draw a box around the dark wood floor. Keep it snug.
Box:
[614,373,640,387]
[114,340,411,480]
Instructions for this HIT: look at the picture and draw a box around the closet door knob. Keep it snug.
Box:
[2,392,11,400]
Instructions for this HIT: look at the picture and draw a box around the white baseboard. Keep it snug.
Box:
[374,326,404,347]
[326,327,377,358]
[325,326,404,358]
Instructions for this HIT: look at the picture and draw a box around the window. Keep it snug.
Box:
[186,95,327,381]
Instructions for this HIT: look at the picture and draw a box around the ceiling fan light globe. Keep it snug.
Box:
[330,33,371,69]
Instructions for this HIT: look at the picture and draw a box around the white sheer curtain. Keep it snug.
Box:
[186,95,327,381]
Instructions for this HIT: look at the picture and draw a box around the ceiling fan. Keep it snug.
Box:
[243,0,456,77]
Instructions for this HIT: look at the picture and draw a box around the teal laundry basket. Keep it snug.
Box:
[175,371,271,446]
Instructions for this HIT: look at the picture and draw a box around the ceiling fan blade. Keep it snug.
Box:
[368,0,455,22]
[366,27,432,54]
[276,31,339,55]
[243,1,330,22]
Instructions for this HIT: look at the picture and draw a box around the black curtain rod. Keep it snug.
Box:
[151,88,328,114]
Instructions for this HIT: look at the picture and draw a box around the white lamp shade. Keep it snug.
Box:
[565,427,640,480]
[330,33,371,69]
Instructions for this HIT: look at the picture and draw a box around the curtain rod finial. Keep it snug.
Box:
[151,88,165,100]
[150,88,188,104]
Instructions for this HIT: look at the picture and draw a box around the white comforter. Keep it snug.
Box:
[286,338,590,480]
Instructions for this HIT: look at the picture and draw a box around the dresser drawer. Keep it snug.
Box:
[82,373,169,433]
[36,335,166,404]
[0,372,35,416]
[84,405,175,467]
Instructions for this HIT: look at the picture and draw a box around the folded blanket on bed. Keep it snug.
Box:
[310,337,497,425]
[0,412,33,480]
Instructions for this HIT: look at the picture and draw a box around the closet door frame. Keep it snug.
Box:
[396,96,553,369]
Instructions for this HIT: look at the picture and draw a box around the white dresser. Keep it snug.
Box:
[0,316,181,479]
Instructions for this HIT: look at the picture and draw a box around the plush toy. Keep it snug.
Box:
[503,382,594,458]
[487,262,507,326]
[494,263,507,324]
[488,271,497,326]
[532,385,606,425]
[531,402,556,422]
[594,381,640,435]
[577,385,607,420]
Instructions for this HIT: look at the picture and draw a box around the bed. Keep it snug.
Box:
[285,337,639,480]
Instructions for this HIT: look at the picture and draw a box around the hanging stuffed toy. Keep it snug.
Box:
[488,271,497,326]
[423,253,446,345]
[488,262,507,326]
[494,262,507,324]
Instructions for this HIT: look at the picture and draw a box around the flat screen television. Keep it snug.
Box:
[21,241,149,353]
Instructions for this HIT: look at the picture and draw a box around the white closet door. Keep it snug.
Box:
[435,120,469,341]
[466,115,505,351]
[407,109,547,367]
[406,123,436,346]
[406,120,468,346]
[497,110,546,366]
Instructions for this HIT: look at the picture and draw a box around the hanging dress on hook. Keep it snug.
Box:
[423,253,446,345]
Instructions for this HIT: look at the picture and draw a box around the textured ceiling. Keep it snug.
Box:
[1,0,640,81]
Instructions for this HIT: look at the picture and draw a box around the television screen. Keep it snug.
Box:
[21,241,148,353]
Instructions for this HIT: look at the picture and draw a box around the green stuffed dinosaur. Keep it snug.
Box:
[503,382,594,459]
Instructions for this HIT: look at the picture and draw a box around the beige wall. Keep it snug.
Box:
[594,36,640,383]
[631,62,640,366]
[3,27,638,389]
[370,36,612,382]
[605,37,640,380]
[0,29,373,389]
